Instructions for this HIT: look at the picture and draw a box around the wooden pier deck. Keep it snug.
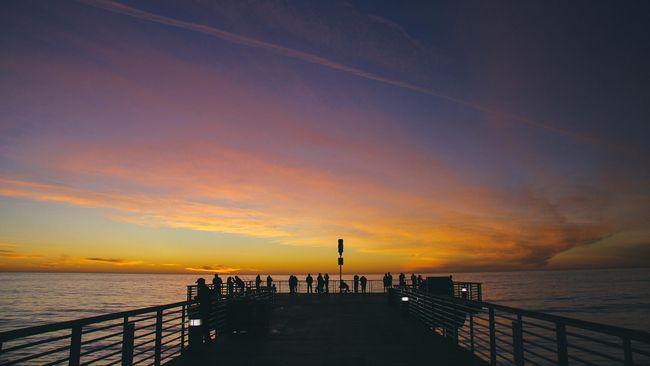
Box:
[169,294,486,366]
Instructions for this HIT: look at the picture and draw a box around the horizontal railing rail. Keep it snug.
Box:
[390,287,650,366]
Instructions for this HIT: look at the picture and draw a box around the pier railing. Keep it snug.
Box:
[390,287,650,366]
[187,279,482,300]
[0,288,274,366]
[0,301,189,366]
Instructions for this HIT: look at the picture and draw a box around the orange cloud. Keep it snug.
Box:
[185,265,241,273]
[0,245,42,260]
[83,257,143,266]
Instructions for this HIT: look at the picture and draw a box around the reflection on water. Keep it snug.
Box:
[0,268,648,333]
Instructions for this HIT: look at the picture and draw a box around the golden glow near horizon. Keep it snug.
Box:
[1,1,649,274]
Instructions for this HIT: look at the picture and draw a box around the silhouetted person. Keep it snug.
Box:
[324,273,330,293]
[382,273,388,292]
[339,280,350,293]
[195,278,212,343]
[360,276,367,293]
[266,275,273,289]
[353,274,359,293]
[316,273,324,293]
[411,273,417,288]
[306,274,313,293]
[255,274,262,291]
[227,276,234,296]
[399,273,406,287]
[387,272,393,288]
[212,273,223,297]
[289,275,299,294]
[235,276,245,293]
[287,275,292,294]
[417,275,423,289]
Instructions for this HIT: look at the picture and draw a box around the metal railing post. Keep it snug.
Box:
[470,314,475,353]
[512,318,524,366]
[121,320,135,366]
[154,310,163,366]
[489,308,496,366]
[556,323,568,366]
[180,304,186,354]
[623,337,633,366]
[69,326,82,366]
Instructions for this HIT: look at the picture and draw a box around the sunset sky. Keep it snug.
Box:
[1,1,649,274]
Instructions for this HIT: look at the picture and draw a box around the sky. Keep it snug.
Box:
[1,0,649,274]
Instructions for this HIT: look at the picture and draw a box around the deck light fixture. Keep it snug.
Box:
[188,313,204,349]
[401,296,409,302]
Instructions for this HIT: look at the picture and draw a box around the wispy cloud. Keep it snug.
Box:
[0,177,290,238]
[84,257,143,265]
[185,265,240,273]
[0,245,42,259]
[74,0,621,150]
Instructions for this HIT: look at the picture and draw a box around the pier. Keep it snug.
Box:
[1,278,649,366]
[169,294,484,366]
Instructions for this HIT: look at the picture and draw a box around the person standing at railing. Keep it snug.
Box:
[324,273,330,293]
[317,273,324,293]
[353,274,359,293]
[266,274,273,290]
[399,273,406,287]
[227,276,234,296]
[306,274,313,293]
[417,275,423,290]
[360,275,367,293]
[235,276,245,293]
[195,278,213,344]
[287,275,292,294]
[289,275,299,294]
[383,273,392,291]
[212,273,223,297]
[411,273,417,288]
[255,274,262,291]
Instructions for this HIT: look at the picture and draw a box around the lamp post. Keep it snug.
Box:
[338,239,344,293]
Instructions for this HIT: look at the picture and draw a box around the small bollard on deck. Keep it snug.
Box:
[187,312,203,350]
[400,295,410,316]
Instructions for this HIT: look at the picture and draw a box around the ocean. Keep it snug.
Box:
[0,268,649,333]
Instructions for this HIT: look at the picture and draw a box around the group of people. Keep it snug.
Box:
[383,272,424,291]
[204,272,425,296]
[209,274,250,296]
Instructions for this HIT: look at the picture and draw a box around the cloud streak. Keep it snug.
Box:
[75,0,620,150]
[185,265,241,273]
[84,257,143,265]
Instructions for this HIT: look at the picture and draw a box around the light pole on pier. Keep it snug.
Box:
[338,239,344,293]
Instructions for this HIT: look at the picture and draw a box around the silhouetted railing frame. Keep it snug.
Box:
[187,279,482,300]
[0,301,189,366]
[0,287,275,366]
[390,287,650,366]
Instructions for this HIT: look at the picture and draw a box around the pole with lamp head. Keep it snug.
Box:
[338,239,344,293]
